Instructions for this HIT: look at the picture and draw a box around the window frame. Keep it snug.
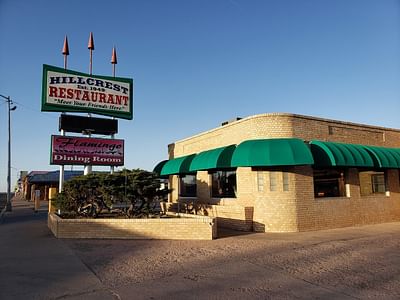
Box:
[359,170,387,196]
[210,169,237,198]
[313,168,346,198]
[178,174,197,198]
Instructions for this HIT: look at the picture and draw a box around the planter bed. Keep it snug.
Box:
[48,212,217,240]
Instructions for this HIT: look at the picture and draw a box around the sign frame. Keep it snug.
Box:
[50,135,125,166]
[42,64,133,120]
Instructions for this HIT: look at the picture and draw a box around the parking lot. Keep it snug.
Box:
[1,198,400,299]
[66,221,400,299]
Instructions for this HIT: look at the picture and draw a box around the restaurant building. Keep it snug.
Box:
[154,113,400,232]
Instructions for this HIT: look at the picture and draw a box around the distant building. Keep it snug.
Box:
[22,170,83,201]
[155,113,400,232]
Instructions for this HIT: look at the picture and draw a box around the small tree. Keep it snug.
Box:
[53,169,170,218]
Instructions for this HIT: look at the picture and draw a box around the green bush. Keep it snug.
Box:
[53,169,170,218]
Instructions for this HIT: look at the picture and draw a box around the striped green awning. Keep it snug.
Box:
[363,146,400,168]
[231,138,314,167]
[310,140,374,167]
[153,160,168,177]
[189,145,236,171]
[160,154,196,176]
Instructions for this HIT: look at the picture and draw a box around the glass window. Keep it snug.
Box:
[359,171,386,196]
[257,171,264,192]
[211,170,237,198]
[313,169,345,198]
[283,172,289,191]
[179,174,196,197]
[372,174,385,193]
[269,171,277,191]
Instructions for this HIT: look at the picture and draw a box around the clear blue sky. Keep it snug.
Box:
[0,0,399,191]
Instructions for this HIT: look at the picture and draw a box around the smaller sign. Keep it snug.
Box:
[59,114,118,135]
[51,135,124,166]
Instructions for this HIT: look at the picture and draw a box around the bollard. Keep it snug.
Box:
[34,190,41,212]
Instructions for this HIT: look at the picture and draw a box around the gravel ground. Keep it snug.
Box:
[64,223,400,299]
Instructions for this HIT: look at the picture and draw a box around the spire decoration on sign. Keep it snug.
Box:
[88,32,94,75]
[111,46,117,77]
[62,35,69,69]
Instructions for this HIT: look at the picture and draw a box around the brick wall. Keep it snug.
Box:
[166,113,400,232]
[48,213,216,240]
[299,168,400,231]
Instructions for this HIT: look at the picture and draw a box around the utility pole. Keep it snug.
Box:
[0,94,16,211]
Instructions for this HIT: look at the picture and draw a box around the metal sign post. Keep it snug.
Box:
[84,32,95,176]
[59,35,69,192]
[111,46,118,174]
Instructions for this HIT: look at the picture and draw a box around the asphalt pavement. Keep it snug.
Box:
[1,197,400,300]
[0,197,116,300]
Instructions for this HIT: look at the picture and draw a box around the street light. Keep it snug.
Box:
[0,94,17,212]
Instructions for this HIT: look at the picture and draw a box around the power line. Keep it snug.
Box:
[10,99,57,120]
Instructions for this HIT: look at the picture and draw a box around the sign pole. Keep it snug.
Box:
[110,46,117,174]
[59,35,69,193]
[84,32,95,176]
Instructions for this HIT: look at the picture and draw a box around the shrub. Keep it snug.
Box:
[53,169,170,218]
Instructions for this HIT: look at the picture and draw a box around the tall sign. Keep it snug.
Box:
[41,64,133,120]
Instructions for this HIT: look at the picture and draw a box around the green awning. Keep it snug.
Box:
[310,140,374,167]
[231,138,314,167]
[189,145,236,171]
[153,160,168,177]
[160,154,196,176]
[363,146,400,168]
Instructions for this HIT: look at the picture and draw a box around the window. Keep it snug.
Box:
[269,171,277,191]
[211,170,237,198]
[283,172,289,191]
[372,174,385,193]
[359,171,386,196]
[313,169,345,198]
[179,174,196,197]
[257,171,264,192]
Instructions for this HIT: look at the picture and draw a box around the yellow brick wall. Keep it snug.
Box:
[304,169,400,231]
[48,213,216,240]
[199,205,253,231]
[167,113,400,232]
[253,167,299,232]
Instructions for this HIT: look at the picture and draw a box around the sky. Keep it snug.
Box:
[0,0,399,191]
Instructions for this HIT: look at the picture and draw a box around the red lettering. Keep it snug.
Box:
[115,95,122,105]
[74,89,82,100]
[59,88,66,98]
[49,86,58,97]
[82,91,89,101]
[91,92,98,102]
[107,94,114,104]
[99,93,106,103]
[66,88,74,99]
[123,96,128,106]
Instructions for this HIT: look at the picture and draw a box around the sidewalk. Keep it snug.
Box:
[0,197,115,300]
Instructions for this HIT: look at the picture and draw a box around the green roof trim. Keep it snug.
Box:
[189,145,236,171]
[310,140,375,167]
[363,146,400,168]
[160,154,196,176]
[153,160,168,177]
[231,138,314,167]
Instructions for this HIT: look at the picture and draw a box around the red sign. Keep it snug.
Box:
[50,135,124,166]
